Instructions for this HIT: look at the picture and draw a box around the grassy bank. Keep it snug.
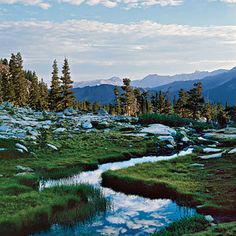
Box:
[0,131,155,179]
[102,152,236,219]
[153,215,236,236]
[0,175,108,236]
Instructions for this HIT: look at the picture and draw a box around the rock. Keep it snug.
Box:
[53,128,66,133]
[205,215,214,223]
[15,143,28,152]
[82,121,93,129]
[228,147,236,154]
[0,125,10,132]
[204,132,236,140]
[141,124,176,136]
[203,148,221,153]
[3,101,13,109]
[63,108,77,116]
[199,153,223,159]
[97,108,109,116]
[16,148,24,153]
[190,163,204,167]
[97,121,110,129]
[181,136,190,143]
[166,144,174,149]
[47,144,58,151]
[16,165,33,172]
[158,135,176,146]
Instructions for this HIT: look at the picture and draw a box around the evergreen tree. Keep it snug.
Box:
[28,72,40,109]
[187,82,204,119]
[61,58,75,109]
[157,91,165,114]
[134,88,142,115]
[142,91,153,114]
[9,53,28,106]
[50,60,62,111]
[0,59,12,103]
[177,89,189,117]
[39,79,49,110]
[93,102,100,113]
[217,104,228,127]
[114,86,121,115]
[121,78,137,116]
[173,95,178,114]
[164,93,172,114]
[204,102,212,123]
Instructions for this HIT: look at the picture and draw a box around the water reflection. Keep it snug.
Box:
[36,148,195,236]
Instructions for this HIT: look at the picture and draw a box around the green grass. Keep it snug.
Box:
[192,221,236,236]
[153,215,210,236]
[0,131,155,179]
[0,183,108,236]
[153,215,236,236]
[102,153,236,217]
[0,130,155,235]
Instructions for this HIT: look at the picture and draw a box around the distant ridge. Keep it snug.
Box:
[73,77,122,88]
[73,67,236,105]
[73,69,227,89]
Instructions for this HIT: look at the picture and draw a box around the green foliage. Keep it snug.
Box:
[139,113,192,127]
[0,184,108,236]
[61,58,75,109]
[153,215,209,236]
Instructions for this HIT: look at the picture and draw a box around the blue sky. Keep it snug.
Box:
[0,0,236,82]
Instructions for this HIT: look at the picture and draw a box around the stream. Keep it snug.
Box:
[35,148,195,236]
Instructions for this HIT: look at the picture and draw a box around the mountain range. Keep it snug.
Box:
[74,69,226,89]
[73,67,236,105]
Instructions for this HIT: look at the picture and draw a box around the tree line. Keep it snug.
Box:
[113,78,232,126]
[0,52,75,111]
[0,53,234,126]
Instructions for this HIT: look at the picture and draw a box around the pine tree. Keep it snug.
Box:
[151,92,156,112]
[114,86,121,115]
[204,102,212,123]
[0,59,12,103]
[217,104,228,127]
[121,78,137,116]
[39,79,49,110]
[173,95,178,114]
[142,91,153,114]
[93,102,100,113]
[187,82,204,119]
[50,60,62,111]
[28,72,40,110]
[9,53,28,106]
[157,91,165,114]
[61,58,75,109]
[177,89,189,117]
[164,93,173,114]
[134,88,142,115]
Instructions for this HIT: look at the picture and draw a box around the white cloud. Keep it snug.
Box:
[0,19,235,81]
[0,0,51,9]
[60,0,182,8]
[219,0,236,3]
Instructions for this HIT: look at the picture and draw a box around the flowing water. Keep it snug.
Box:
[35,148,195,236]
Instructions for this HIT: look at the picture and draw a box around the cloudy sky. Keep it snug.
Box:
[0,0,236,82]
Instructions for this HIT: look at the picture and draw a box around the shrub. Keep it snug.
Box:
[139,113,192,127]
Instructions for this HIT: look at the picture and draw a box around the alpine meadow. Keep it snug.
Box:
[0,1,236,236]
